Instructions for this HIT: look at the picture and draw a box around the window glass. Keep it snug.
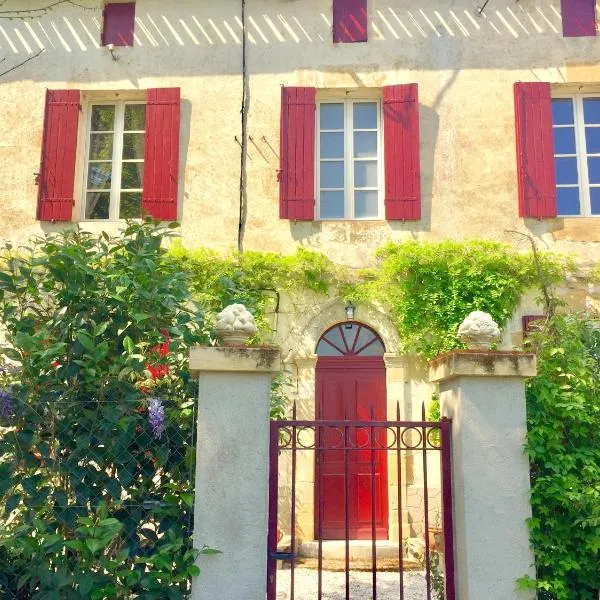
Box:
[320,103,344,130]
[320,191,345,219]
[320,162,344,188]
[585,128,600,154]
[318,99,380,220]
[552,99,574,125]
[84,102,145,220]
[583,99,600,124]
[587,157,600,184]
[553,128,576,154]
[355,191,378,218]
[354,161,378,187]
[353,102,377,129]
[552,96,600,217]
[590,188,600,215]
[556,187,580,216]
[320,132,344,159]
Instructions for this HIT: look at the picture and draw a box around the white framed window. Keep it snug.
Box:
[82,101,145,220]
[552,94,600,217]
[317,99,382,220]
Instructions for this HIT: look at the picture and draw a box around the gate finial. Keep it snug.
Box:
[215,303,257,346]
[457,311,501,350]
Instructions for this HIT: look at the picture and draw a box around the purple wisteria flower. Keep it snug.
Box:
[0,387,14,423]
[148,397,165,439]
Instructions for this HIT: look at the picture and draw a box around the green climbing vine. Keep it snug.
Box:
[171,239,570,359]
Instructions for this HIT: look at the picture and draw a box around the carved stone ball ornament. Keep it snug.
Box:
[215,303,258,346]
[457,311,501,350]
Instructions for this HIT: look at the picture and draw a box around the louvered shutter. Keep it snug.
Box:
[522,315,545,337]
[561,0,597,37]
[101,2,136,47]
[333,0,368,43]
[142,88,180,221]
[383,84,421,221]
[514,82,557,218]
[37,89,80,222]
[279,87,316,221]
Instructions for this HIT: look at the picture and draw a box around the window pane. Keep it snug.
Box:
[354,190,378,218]
[583,99,600,124]
[585,127,600,154]
[354,160,378,187]
[353,102,377,129]
[551,99,574,125]
[320,161,344,188]
[587,157,600,184]
[124,104,146,130]
[358,339,385,356]
[353,132,377,158]
[556,187,580,216]
[320,104,344,130]
[590,188,600,215]
[119,192,142,218]
[122,133,145,160]
[320,190,344,218]
[91,105,115,131]
[89,133,114,160]
[554,157,578,185]
[553,127,576,155]
[85,192,110,219]
[121,163,144,189]
[87,163,112,189]
[320,132,344,159]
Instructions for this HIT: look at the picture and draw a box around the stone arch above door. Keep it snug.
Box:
[280,298,401,362]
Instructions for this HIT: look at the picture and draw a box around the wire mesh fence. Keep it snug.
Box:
[0,393,197,599]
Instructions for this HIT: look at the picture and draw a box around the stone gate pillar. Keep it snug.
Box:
[189,345,280,600]
[429,346,537,600]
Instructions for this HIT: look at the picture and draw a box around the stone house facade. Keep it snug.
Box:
[0,0,599,545]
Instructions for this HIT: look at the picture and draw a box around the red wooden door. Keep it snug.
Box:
[315,323,388,540]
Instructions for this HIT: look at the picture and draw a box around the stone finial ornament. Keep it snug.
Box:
[215,303,257,346]
[457,311,501,350]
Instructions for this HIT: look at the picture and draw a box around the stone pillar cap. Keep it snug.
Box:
[429,350,536,383]
[189,346,281,376]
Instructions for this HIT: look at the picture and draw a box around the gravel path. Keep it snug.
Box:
[276,568,428,600]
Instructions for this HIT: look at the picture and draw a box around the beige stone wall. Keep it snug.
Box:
[0,0,599,274]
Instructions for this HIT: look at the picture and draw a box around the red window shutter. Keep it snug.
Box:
[561,0,597,37]
[514,82,557,218]
[279,87,316,221]
[383,84,421,221]
[37,89,80,222]
[102,2,136,47]
[522,315,545,337]
[142,88,180,221]
[333,0,368,43]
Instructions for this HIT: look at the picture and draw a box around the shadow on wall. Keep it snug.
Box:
[0,0,595,82]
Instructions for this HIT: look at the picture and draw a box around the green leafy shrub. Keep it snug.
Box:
[523,314,600,599]
[0,221,208,598]
[375,240,568,359]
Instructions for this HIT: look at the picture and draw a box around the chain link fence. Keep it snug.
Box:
[0,393,197,598]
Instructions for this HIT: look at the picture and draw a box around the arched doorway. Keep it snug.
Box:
[315,321,388,540]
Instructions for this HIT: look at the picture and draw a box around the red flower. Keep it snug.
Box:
[146,330,170,381]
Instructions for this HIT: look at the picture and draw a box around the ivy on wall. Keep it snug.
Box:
[520,314,600,599]
[172,239,570,359]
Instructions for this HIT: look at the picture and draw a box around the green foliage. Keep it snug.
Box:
[170,243,338,340]
[270,372,293,421]
[524,314,600,599]
[375,240,568,359]
[0,220,208,598]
